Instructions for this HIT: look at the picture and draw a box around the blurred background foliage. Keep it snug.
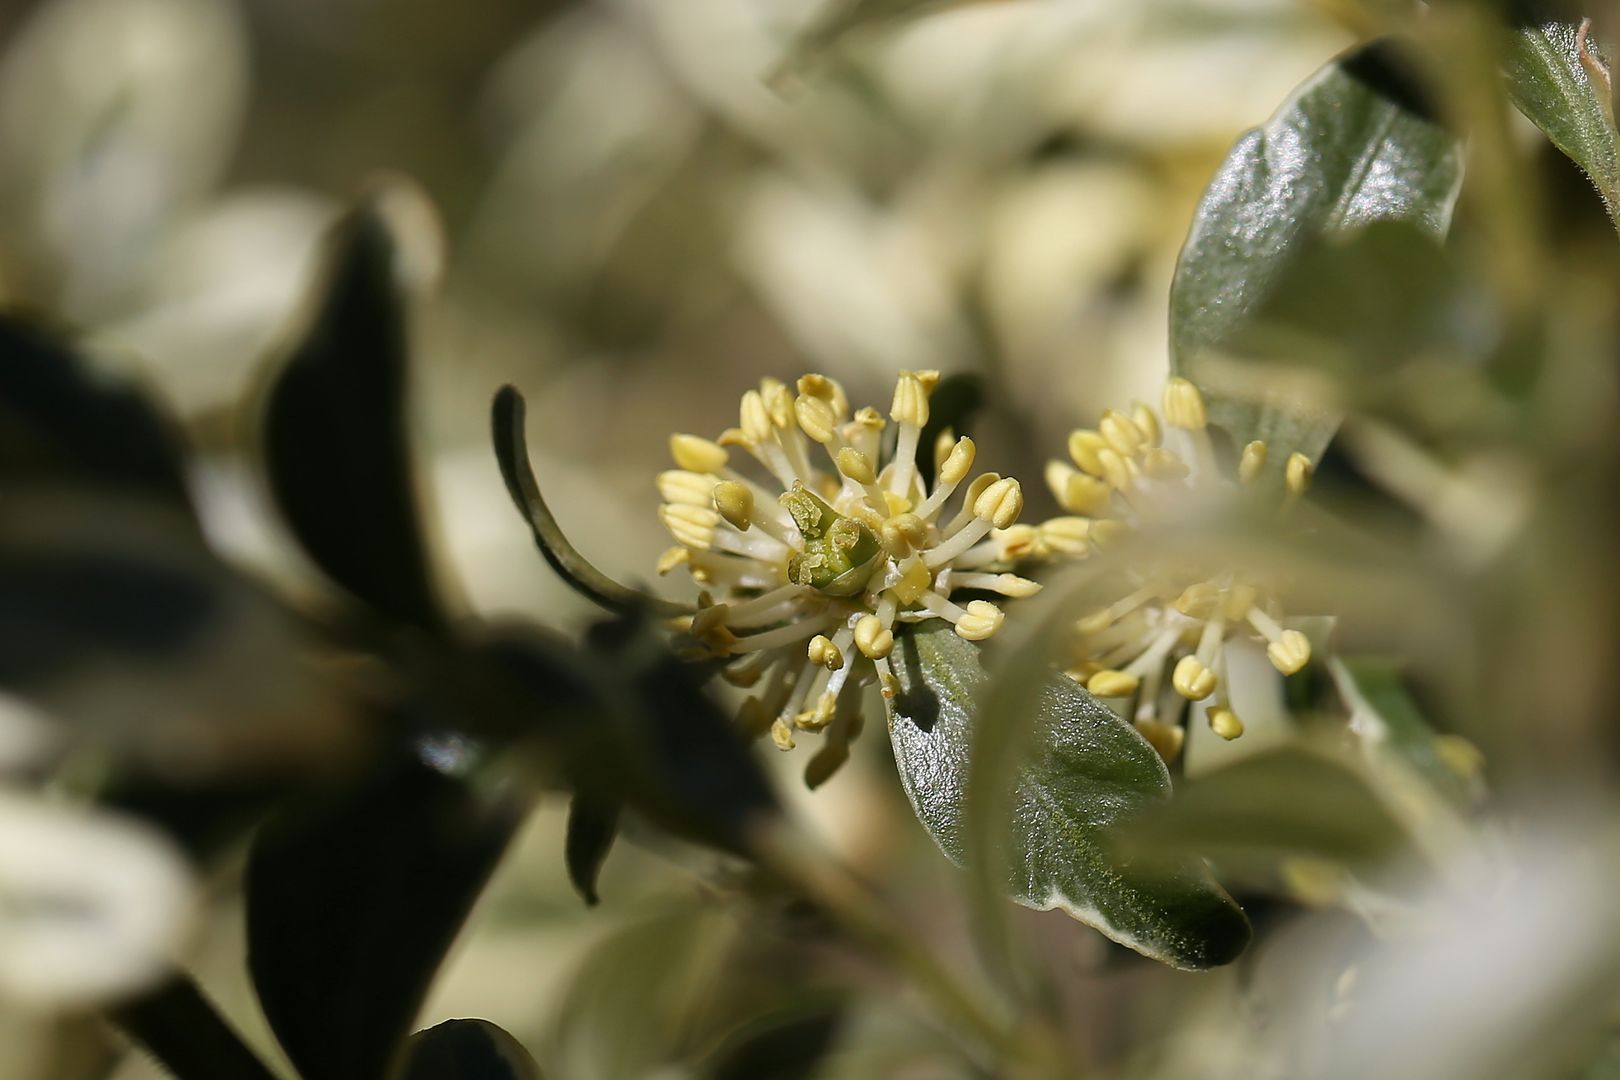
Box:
[3,0,1620,1077]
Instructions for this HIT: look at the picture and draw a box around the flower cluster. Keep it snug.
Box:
[1045,377,1316,761]
[656,371,1053,785]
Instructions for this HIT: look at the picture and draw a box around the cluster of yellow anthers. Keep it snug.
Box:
[1048,377,1316,762]
[656,371,1062,786]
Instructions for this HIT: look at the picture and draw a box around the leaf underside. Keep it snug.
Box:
[887,623,1250,971]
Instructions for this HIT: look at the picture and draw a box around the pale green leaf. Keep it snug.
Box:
[1506,18,1620,233]
[887,623,1250,971]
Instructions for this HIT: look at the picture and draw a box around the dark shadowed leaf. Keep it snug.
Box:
[247,740,527,1080]
[1170,39,1464,463]
[258,190,443,629]
[480,617,778,856]
[0,495,358,780]
[887,622,1250,970]
[704,1003,845,1080]
[491,386,686,617]
[565,790,620,906]
[0,315,194,510]
[1506,17,1620,232]
[401,1019,545,1080]
[111,974,279,1080]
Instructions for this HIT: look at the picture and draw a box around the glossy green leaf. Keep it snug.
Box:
[247,742,527,1080]
[401,1019,545,1080]
[886,622,1250,970]
[492,386,687,618]
[258,188,443,630]
[1170,39,1464,463]
[1506,17,1620,232]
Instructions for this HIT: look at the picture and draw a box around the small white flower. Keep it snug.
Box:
[1043,377,1318,762]
[657,371,1042,786]
[0,787,196,1007]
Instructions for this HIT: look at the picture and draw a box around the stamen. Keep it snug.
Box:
[670,434,729,474]
[1047,461,1113,515]
[1239,440,1268,483]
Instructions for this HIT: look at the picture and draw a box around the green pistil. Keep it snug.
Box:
[783,484,880,596]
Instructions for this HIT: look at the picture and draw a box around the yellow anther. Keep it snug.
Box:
[960,472,1001,512]
[740,390,774,443]
[1162,377,1207,429]
[716,426,750,448]
[1067,429,1108,476]
[1137,447,1186,481]
[1076,607,1114,636]
[712,481,754,530]
[855,614,894,659]
[1136,719,1185,762]
[655,547,689,575]
[807,635,845,671]
[1096,448,1133,491]
[1172,655,1218,700]
[796,373,847,418]
[912,369,942,393]
[1175,581,1221,619]
[660,504,719,549]
[1208,706,1244,740]
[881,513,928,556]
[761,378,794,428]
[989,574,1042,598]
[770,717,796,750]
[1099,409,1145,457]
[893,558,932,604]
[1434,734,1485,780]
[1239,440,1268,483]
[836,446,877,485]
[721,662,764,688]
[973,477,1024,529]
[657,470,717,507]
[955,599,1005,641]
[1267,629,1311,674]
[883,491,912,516]
[796,692,838,731]
[1131,402,1161,446]
[1087,669,1140,697]
[1089,519,1128,549]
[690,602,729,637]
[996,524,1040,561]
[1038,517,1092,557]
[794,393,839,443]
[851,406,885,433]
[1222,584,1258,620]
[939,436,976,485]
[670,433,728,473]
[1046,461,1112,515]
[1285,451,1313,495]
[891,372,930,427]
